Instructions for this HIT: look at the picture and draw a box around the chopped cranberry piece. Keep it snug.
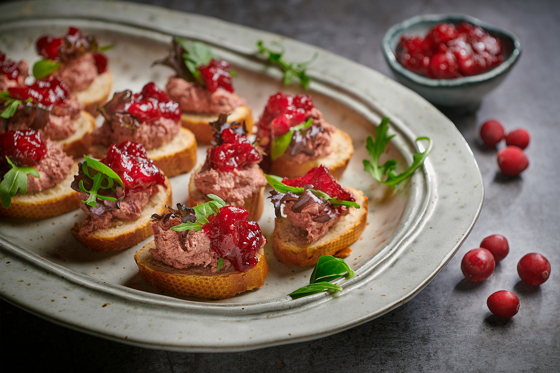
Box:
[282,165,355,202]
[207,128,261,172]
[36,35,63,60]
[257,92,315,138]
[0,51,25,81]
[198,59,234,93]
[425,23,459,45]
[124,82,181,123]
[0,129,47,167]
[101,141,165,191]
[203,205,264,272]
[428,52,460,79]
[8,76,70,106]
[93,52,108,74]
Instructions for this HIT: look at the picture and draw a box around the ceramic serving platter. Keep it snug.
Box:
[0,1,483,352]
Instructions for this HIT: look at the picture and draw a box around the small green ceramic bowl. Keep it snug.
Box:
[382,14,521,112]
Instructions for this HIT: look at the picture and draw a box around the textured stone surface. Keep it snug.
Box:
[1,0,559,371]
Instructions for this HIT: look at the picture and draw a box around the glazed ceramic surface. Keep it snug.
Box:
[0,1,483,352]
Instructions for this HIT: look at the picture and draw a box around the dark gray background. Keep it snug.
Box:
[1,0,559,372]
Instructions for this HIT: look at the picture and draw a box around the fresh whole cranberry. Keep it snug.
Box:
[461,248,495,282]
[428,52,460,79]
[0,130,47,167]
[497,146,529,176]
[207,128,261,172]
[480,234,509,262]
[505,128,530,149]
[517,253,551,286]
[101,141,165,191]
[487,290,520,318]
[8,76,70,106]
[480,119,505,147]
[282,165,355,202]
[198,59,234,93]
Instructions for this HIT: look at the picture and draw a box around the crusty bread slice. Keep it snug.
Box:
[0,162,81,219]
[89,127,197,178]
[272,186,368,266]
[269,128,354,180]
[135,244,269,299]
[180,104,254,144]
[75,71,113,116]
[71,177,172,252]
[187,166,265,221]
[59,111,97,159]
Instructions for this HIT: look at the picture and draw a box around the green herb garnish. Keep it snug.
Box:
[0,157,40,208]
[256,40,316,89]
[288,255,355,299]
[175,38,217,86]
[171,194,226,232]
[363,117,432,187]
[32,59,61,80]
[216,258,225,271]
[265,174,360,209]
[270,118,313,160]
[98,44,114,52]
[78,155,124,207]
[0,92,32,119]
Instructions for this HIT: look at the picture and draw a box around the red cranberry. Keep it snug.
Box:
[0,130,47,167]
[505,128,530,149]
[101,141,165,191]
[203,206,264,272]
[427,52,460,79]
[517,253,551,286]
[0,51,25,81]
[8,76,70,106]
[207,128,261,172]
[282,165,355,202]
[480,234,509,262]
[257,92,314,138]
[480,119,505,147]
[198,59,234,93]
[125,82,181,123]
[425,23,459,45]
[497,146,529,176]
[36,35,63,60]
[487,290,520,318]
[461,248,495,282]
[93,52,108,74]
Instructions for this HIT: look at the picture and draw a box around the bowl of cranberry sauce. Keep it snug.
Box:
[382,14,521,111]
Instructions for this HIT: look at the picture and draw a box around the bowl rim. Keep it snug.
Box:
[381,13,522,87]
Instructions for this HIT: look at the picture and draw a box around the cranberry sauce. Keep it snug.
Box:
[203,206,264,272]
[124,82,181,123]
[0,51,26,81]
[8,76,70,107]
[397,22,504,79]
[206,128,261,172]
[283,165,355,202]
[101,141,165,191]
[198,58,234,93]
[257,92,315,140]
[0,129,47,167]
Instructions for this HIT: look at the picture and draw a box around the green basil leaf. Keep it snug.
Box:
[0,157,40,208]
[1,99,22,119]
[98,45,114,52]
[84,155,124,187]
[288,282,343,299]
[32,59,61,80]
[216,258,225,271]
[170,221,202,232]
[310,255,355,283]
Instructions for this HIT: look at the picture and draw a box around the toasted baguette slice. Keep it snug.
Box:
[75,71,113,116]
[135,244,269,299]
[0,162,81,219]
[180,105,254,144]
[187,166,265,221]
[71,178,172,252]
[269,128,354,180]
[273,186,368,266]
[58,111,97,159]
[89,127,197,178]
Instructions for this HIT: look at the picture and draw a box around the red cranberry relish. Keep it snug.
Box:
[258,92,315,139]
[8,76,70,107]
[283,165,355,202]
[0,51,26,81]
[198,58,234,93]
[122,82,181,123]
[397,22,504,79]
[36,26,108,74]
[203,206,264,272]
[101,141,165,191]
[206,128,261,172]
[0,129,47,167]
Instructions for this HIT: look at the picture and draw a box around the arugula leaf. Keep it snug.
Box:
[363,117,432,187]
[170,194,226,232]
[0,91,11,99]
[256,40,316,89]
[309,255,355,283]
[270,118,313,160]
[78,155,124,207]
[288,282,343,299]
[175,38,216,85]
[216,258,225,271]
[0,157,40,208]
[32,59,61,80]
[1,99,22,119]
[265,174,360,209]
[98,45,114,52]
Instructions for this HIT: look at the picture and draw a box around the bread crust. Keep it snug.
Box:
[180,105,254,144]
[75,71,113,116]
[89,127,197,178]
[272,186,368,266]
[71,177,172,252]
[135,244,269,299]
[59,111,97,159]
[269,128,354,180]
[0,162,81,219]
